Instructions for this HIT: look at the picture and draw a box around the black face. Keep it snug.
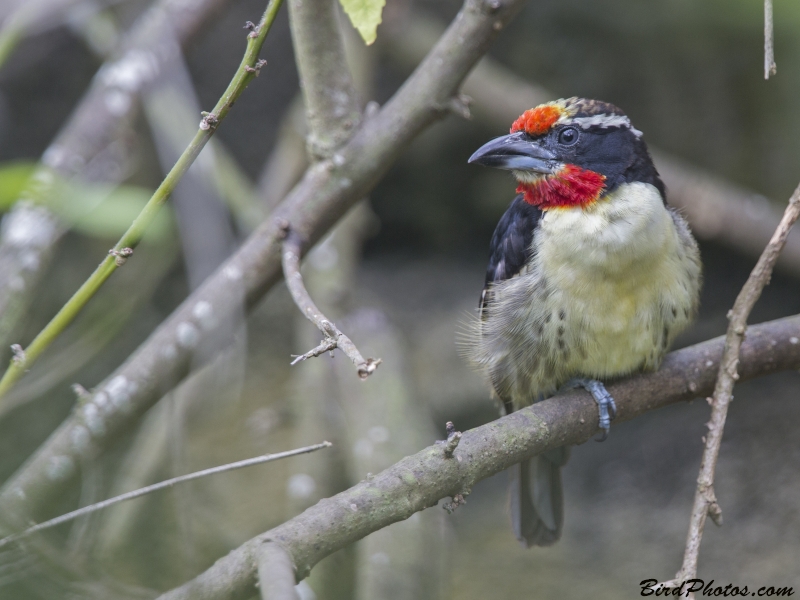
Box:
[469,122,666,201]
[528,124,663,198]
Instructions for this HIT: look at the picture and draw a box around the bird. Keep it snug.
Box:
[464,97,702,547]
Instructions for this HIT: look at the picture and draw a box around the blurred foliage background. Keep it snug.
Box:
[0,0,799,598]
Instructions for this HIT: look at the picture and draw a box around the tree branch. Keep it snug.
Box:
[0,0,529,529]
[257,542,300,600]
[287,0,361,159]
[670,183,800,588]
[155,314,800,600]
[282,229,380,378]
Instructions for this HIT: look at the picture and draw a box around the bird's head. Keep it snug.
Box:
[468,97,663,210]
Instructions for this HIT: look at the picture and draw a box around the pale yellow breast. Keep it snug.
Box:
[535,182,700,377]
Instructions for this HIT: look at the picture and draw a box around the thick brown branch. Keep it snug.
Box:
[282,230,380,378]
[673,183,800,586]
[156,314,800,600]
[0,0,528,526]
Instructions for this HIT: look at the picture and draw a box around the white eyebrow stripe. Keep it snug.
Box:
[571,114,643,137]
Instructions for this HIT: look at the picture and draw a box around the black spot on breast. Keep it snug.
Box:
[545,314,552,324]
[557,326,565,336]
[559,309,566,321]
[671,306,678,318]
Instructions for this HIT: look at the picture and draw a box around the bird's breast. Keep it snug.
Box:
[532,182,699,377]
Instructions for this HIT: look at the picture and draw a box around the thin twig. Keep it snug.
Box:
[281,230,380,379]
[672,182,800,588]
[0,442,331,549]
[155,314,800,600]
[0,0,284,402]
[257,542,300,600]
[765,0,777,79]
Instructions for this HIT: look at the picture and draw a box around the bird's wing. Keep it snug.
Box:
[480,194,543,316]
[479,194,543,416]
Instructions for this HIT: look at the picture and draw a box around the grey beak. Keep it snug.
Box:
[468,132,558,173]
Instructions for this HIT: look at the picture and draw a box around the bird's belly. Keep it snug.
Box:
[550,283,663,377]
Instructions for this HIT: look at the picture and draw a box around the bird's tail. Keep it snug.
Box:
[509,447,570,547]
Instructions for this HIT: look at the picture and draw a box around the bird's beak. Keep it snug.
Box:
[468,132,558,173]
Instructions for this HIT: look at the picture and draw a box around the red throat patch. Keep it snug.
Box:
[516,165,606,210]
[510,105,563,136]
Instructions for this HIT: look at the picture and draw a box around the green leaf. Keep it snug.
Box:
[51,182,174,243]
[0,161,174,242]
[339,0,385,45]
[0,161,36,210]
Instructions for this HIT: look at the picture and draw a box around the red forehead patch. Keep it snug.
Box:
[510,105,563,136]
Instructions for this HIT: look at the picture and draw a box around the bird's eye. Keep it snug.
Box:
[558,127,579,146]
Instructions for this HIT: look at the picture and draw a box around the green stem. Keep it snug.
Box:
[0,0,284,401]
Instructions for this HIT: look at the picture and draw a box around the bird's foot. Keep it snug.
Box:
[564,378,616,441]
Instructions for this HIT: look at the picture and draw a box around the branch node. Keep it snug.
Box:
[290,338,338,365]
[276,218,291,237]
[708,499,723,526]
[10,344,25,365]
[199,112,219,131]
[364,101,381,119]
[356,358,381,380]
[442,493,466,514]
[71,383,91,404]
[319,319,337,338]
[448,94,472,120]
[244,59,268,76]
[442,421,462,458]
[108,247,134,266]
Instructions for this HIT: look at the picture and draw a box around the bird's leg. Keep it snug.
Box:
[563,378,617,441]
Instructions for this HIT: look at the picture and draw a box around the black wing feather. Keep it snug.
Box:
[480,194,543,313]
[479,195,542,416]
